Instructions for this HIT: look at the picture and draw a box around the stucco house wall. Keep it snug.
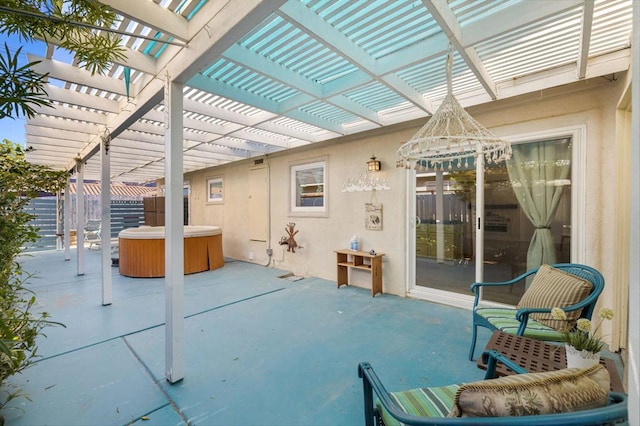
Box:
[185,75,627,336]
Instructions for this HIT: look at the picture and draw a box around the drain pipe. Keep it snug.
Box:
[262,155,273,267]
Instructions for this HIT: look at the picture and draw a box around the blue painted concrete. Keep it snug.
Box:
[3,249,492,425]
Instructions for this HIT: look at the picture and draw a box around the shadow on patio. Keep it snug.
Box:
[3,249,498,425]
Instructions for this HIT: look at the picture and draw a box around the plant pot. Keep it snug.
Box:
[565,344,600,369]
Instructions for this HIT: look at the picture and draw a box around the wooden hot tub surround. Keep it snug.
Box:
[118,225,224,278]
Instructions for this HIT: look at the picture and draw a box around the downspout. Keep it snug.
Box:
[263,155,272,267]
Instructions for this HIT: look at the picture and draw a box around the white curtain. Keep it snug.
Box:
[506,139,571,272]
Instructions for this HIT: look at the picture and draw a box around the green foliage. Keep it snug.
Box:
[0,43,51,119]
[563,328,605,354]
[0,139,67,410]
[0,0,126,118]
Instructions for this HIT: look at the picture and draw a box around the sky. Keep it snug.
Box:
[0,32,47,147]
[0,117,26,145]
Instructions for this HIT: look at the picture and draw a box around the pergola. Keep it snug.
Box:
[8,1,639,418]
[20,0,633,183]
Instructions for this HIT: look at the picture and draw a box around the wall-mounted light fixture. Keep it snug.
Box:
[367,155,381,171]
[343,155,389,192]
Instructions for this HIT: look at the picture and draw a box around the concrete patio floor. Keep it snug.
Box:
[0,249,616,425]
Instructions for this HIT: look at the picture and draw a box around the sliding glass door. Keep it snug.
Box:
[413,137,572,305]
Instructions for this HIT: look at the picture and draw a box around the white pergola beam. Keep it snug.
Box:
[70,0,285,173]
[26,134,87,151]
[327,95,383,126]
[381,74,435,115]
[182,95,321,143]
[140,109,278,154]
[376,0,579,77]
[497,49,630,99]
[228,128,306,149]
[204,137,270,154]
[170,1,288,85]
[376,33,448,76]
[26,125,91,143]
[37,33,157,75]
[279,0,431,114]
[462,0,584,46]
[100,0,189,42]
[423,0,498,100]
[25,151,77,165]
[188,73,345,134]
[577,0,595,79]
[117,131,249,160]
[223,44,322,97]
[374,0,584,78]
[28,116,98,136]
[257,120,336,143]
[32,104,110,126]
[44,85,120,113]
[28,55,129,96]
[144,108,229,135]
[18,0,630,188]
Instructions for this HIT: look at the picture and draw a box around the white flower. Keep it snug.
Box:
[599,308,614,321]
[551,307,567,321]
[576,318,591,333]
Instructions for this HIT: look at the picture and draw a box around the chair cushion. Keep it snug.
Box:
[476,307,565,341]
[377,384,459,426]
[448,365,609,418]
[516,264,592,330]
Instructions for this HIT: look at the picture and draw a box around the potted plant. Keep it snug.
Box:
[551,307,614,368]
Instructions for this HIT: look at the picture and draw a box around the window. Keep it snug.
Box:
[290,160,327,216]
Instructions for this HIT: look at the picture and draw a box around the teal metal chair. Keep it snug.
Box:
[468,263,605,361]
[358,351,627,426]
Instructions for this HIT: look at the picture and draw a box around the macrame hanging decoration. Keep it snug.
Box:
[396,46,511,171]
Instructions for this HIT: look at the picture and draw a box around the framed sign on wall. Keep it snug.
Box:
[207,176,224,203]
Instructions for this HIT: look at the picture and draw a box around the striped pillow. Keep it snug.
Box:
[448,365,610,418]
[516,264,592,330]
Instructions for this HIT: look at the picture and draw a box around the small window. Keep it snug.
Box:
[290,160,327,216]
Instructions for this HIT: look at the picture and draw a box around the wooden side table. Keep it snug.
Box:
[335,249,384,297]
[477,331,625,393]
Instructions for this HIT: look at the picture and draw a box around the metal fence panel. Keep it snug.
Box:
[24,198,145,252]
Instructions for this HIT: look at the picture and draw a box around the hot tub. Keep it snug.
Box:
[118,225,224,278]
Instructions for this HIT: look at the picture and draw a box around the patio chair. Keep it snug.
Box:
[468,263,604,361]
[84,220,101,249]
[358,350,627,426]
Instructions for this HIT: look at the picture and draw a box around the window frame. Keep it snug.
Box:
[289,158,328,217]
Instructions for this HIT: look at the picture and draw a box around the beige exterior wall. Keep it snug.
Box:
[186,122,416,295]
[184,74,628,342]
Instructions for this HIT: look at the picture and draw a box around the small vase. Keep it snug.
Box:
[565,344,600,369]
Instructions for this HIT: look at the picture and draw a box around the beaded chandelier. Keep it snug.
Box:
[396,47,511,170]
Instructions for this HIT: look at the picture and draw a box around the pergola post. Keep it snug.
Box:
[56,189,63,251]
[101,133,112,306]
[76,159,85,276]
[64,175,71,261]
[164,75,185,383]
